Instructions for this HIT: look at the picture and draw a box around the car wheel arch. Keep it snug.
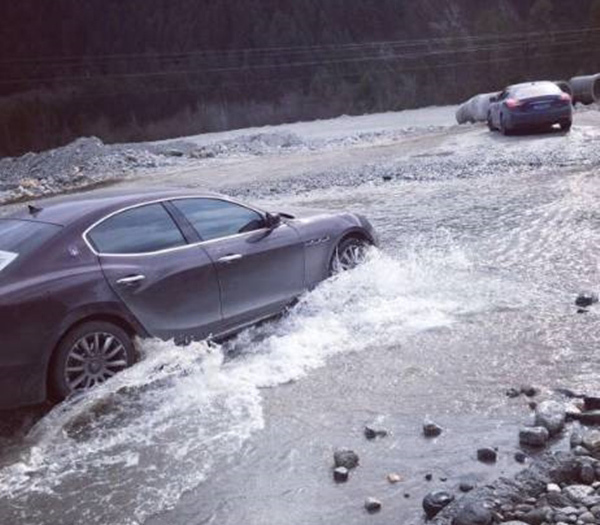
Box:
[45,312,140,399]
[328,229,373,263]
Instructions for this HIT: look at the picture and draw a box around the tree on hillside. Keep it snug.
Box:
[529,0,554,29]
[591,0,600,27]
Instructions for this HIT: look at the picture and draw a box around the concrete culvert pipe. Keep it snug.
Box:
[553,80,573,97]
[455,92,500,125]
[455,103,471,124]
[570,74,600,105]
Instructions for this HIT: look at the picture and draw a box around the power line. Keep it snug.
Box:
[1,26,599,66]
[0,33,591,86]
[59,45,600,101]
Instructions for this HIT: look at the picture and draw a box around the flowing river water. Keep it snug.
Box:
[1,114,600,524]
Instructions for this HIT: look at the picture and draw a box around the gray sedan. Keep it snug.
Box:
[0,189,376,408]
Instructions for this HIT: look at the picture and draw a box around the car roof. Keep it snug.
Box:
[506,81,556,91]
[4,188,224,227]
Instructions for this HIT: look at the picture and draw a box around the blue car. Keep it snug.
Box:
[487,81,572,135]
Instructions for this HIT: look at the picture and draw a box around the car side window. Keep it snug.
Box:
[87,203,186,254]
[172,198,265,241]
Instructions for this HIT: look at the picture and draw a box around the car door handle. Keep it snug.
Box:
[116,274,146,286]
[217,254,243,264]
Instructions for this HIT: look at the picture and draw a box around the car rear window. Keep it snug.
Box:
[0,219,62,263]
[87,203,187,254]
[513,84,561,99]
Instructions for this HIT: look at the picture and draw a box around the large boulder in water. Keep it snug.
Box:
[535,400,566,436]
[452,502,492,525]
[423,490,454,519]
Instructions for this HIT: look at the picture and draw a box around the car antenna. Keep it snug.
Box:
[28,204,43,216]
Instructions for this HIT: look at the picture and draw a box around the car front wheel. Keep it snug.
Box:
[49,321,136,400]
[330,237,370,274]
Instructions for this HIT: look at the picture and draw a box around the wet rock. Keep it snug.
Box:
[364,497,382,513]
[425,473,433,481]
[163,149,184,157]
[573,445,592,457]
[520,426,550,447]
[459,481,475,492]
[556,387,582,398]
[423,419,443,438]
[452,502,492,525]
[500,522,528,525]
[563,484,594,504]
[535,400,566,436]
[580,462,596,484]
[477,447,497,463]
[333,466,349,483]
[333,449,359,470]
[364,425,388,440]
[581,430,600,456]
[547,483,561,492]
[546,490,571,507]
[515,451,528,463]
[520,507,547,525]
[575,292,598,307]
[521,385,538,398]
[574,410,600,426]
[570,428,584,449]
[581,511,596,523]
[387,473,402,483]
[506,387,521,398]
[584,395,600,411]
[382,175,392,182]
[582,430,600,455]
[423,490,454,519]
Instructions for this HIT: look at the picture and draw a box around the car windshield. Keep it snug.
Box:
[513,84,561,99]
[0,219,62,270]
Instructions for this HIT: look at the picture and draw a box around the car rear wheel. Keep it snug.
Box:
[49,321,135,401]
[500,115,510,136]
[560,120,572,132]
[330,237,370,274]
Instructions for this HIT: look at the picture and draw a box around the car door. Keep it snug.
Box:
[169,198,305,328]
[85,202,222,341]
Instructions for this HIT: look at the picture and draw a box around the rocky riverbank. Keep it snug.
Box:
[431,391,600,525]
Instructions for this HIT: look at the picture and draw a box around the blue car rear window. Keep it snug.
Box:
[513,84,561,99]
[0,219,62,256]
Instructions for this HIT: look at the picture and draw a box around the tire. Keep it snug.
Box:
[560,120,572,132]
[49,321,135,401]
[500,114,510,136]
[330,237,370,275]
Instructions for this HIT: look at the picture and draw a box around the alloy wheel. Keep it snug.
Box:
[64,331,129,391]
[332,240,369,273]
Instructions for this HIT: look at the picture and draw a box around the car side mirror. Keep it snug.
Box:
[265,212,282,229]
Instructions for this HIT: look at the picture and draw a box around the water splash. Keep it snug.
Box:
[0,248,527,524]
